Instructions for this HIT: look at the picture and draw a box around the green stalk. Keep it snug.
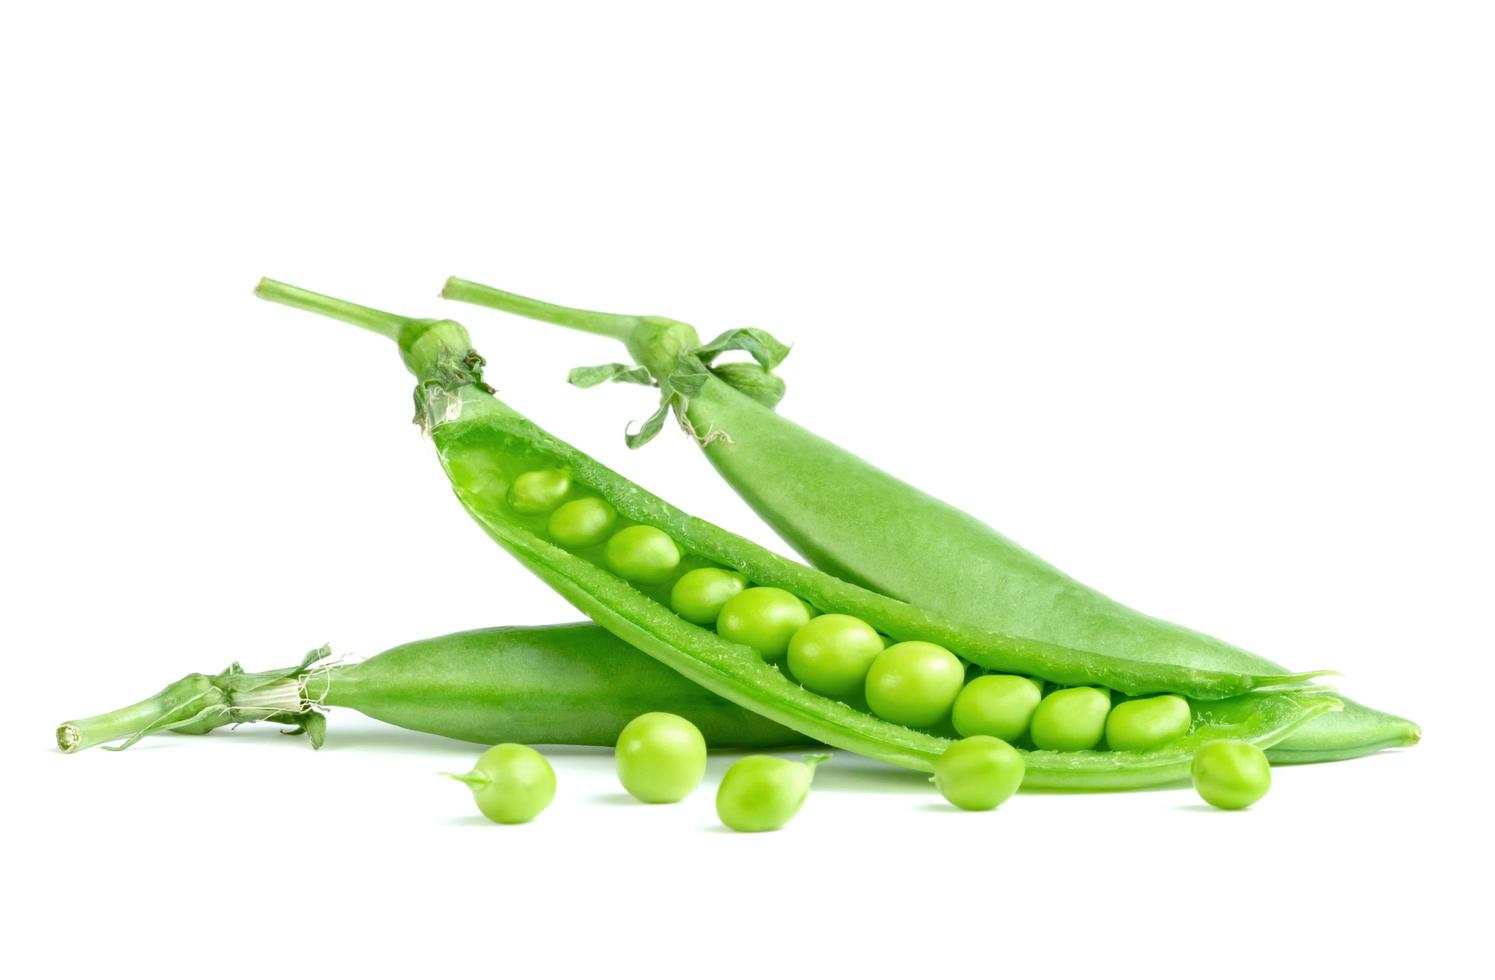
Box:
[58,677,218,752]
[59,669,308,753]
[255,278,404,340]
[442,277,638,341]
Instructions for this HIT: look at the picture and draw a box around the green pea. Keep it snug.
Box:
[604,525,681,583]
[951,674,1043,741]
[864,641,965,728]
[507,468,571,515]
[615,712,708,803]
[444,743,556,824]
[670,568,748,626]
[1105,694,1192,752]
[716,587,812,659]
[548,497,616,549]
[786,614,885,699]
[443,447,508,509]
[1029,687,1111,751]
[716,754,829,832]
[1191,740,1271,810]
[934,736,1025,811]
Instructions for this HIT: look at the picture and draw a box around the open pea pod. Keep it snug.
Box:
[255,280,1337,785]
[440,278,1419,765]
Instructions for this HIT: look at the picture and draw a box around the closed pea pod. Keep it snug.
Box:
[57,624,810,754]
[445,743,556,824]
[1106,695,1193,752]
[670,567,747,626]
[615,712,708,803]
[716,754,829,832]
[952,674,1043,741]
[1031,687,1111,751]
[786,614,884,700]
[548,497,616,548]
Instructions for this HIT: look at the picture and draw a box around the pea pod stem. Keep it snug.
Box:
[59,685,227,753]
[58,672,308,753]
[255,278,403,340]
[441,277,636,341]
[58,693,175,752]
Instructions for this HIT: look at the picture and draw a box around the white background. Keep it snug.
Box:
[5,2,1491,976]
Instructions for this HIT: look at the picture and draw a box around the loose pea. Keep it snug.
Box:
[507,468,571,515]
[864,641,965,728]
[615,712,708,803]
[444,743,556,824]
[951,674,1043,741]
[1192,740,1271,810]
[934,736,1025,811]
[786,614,885,699]
[547,497,616,549]
[670,568,748,626]
[716,754,829,832]
[1029,687,1111,751]
[1105,694,1193,752]
[716,587,812,659]
[604,525,681,583]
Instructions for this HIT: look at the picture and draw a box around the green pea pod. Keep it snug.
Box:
[57,625,804,754]
[440,278,1418,764]
[59,622,1334,789]
[253,280,1336,786]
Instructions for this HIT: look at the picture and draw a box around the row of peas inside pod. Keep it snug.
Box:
[487,468,1274,812]
[514,468,1201,751]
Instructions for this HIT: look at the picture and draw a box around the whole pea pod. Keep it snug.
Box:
[440,278,1418,764]
[57,625,804,753]
[253,280,1337,789]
